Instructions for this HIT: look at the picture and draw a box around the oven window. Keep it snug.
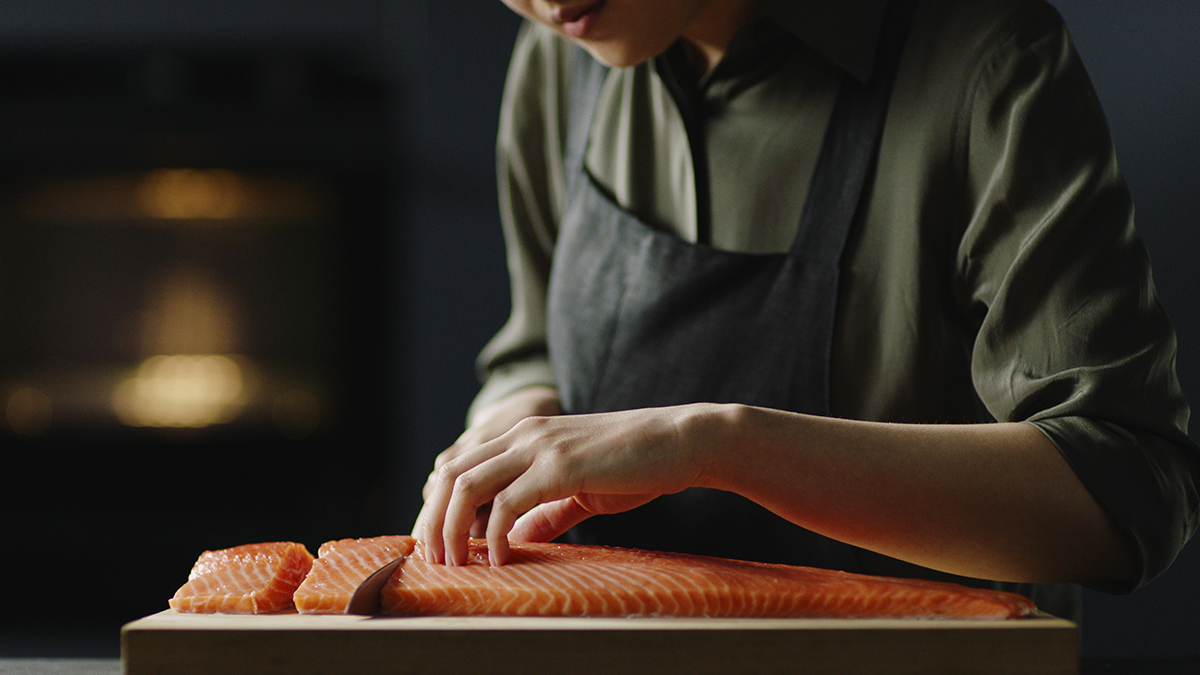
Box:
[2,169,337,437]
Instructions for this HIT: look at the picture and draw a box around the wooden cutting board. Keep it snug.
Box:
[121,610,1078,675]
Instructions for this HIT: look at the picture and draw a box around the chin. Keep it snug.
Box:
[578,41,663,69]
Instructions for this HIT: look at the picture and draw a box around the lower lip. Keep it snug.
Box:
[559,1,603,38]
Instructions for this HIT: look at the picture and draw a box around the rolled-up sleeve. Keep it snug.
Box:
[958,8,1200,591]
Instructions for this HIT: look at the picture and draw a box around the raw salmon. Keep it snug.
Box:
[381,538,1038,620]
[169,541,313,614]
[293,535,417,613]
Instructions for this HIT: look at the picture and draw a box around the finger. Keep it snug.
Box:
[422,470,437,501]
[509,498,593,543]
[445,414,510,459]
[415,497,444,559]
[412,495,446,564]
[483,469,580,566]
[469,503,493,539]
[423,442,466,501]
[424,414,514,500]
[442,429,481,461]
[419,447,498,565]
[442,454,533,566]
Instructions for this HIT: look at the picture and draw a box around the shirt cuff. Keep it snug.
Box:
[1025,417,1200,593]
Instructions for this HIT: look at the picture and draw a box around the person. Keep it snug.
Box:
[414,0,1200,619]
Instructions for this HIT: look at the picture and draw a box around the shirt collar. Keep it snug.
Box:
[762,0,890,83]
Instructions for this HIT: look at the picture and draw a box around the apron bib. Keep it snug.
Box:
[546,0,917,568]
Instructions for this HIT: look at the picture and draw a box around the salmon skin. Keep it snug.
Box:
[381,537,1038,620]
[169,542,314,614]
[293,535,417,614]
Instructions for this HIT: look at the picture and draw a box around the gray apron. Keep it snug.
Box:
[546,0,918,570]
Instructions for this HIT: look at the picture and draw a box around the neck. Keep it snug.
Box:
[682,0,768,79]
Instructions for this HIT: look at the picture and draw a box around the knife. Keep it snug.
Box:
[345,556,406,616]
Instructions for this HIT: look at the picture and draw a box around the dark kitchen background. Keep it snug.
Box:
[0,0,1196,660]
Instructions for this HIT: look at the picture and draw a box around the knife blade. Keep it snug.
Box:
[345,555,406,616]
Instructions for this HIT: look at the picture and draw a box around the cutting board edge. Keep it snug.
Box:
[121,611,1079,675]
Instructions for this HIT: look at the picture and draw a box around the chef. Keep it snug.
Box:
[414,0,1200,620]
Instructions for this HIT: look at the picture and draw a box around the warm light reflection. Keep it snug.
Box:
[19,171,331,224]
[112,354,247,428]
[6,387,53,437]
[136,169,247,219]
[137,265,242,356]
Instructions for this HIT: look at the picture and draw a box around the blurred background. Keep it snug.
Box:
[0,0,1195,660]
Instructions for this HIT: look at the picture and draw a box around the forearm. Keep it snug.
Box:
[693,403,1136,585]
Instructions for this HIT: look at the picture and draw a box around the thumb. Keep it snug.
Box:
[509,498,593,543]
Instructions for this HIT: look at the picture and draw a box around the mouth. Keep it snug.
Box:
[550,0,605,38]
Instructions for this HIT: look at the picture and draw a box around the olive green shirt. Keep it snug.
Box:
[473,0,1199,604]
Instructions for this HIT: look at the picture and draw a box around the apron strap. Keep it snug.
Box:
[791,0,921,258]
[565,48,609,200]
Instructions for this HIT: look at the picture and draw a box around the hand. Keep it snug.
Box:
[419,387,562,536]
[423,386,563,499]
[413,404,716,567]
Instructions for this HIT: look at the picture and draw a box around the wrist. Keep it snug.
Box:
[682,402,757,491]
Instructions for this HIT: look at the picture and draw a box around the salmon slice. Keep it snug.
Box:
[381,538,1037,620]
[293,535,417,613]
[169,542,314,614]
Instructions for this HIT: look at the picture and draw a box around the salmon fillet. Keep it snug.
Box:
[381,538,1037,620]
[293,535,417,613]
[169,542,313,614]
